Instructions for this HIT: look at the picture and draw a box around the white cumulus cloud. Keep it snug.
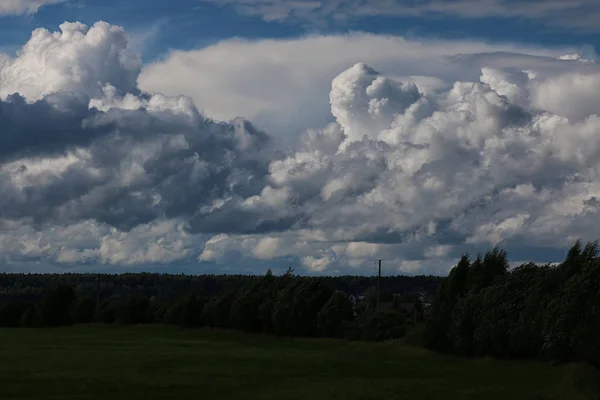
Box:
[1,22,141,102]
[138,34,572,141]
[0,0,66,15]
[2,20,600,274]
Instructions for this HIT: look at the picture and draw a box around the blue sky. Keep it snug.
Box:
[1,0,600,276]
[1,0,598,62]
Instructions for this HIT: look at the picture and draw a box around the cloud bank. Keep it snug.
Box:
[0,22,275,269]
[138,34,575,140]
[2,21,600,274]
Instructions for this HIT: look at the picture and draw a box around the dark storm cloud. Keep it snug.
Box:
[0,93,277,232]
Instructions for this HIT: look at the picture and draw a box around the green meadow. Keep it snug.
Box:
[0,325,597,400]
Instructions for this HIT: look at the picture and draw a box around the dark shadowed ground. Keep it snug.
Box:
[0,325,596,400]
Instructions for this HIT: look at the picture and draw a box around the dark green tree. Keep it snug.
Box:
[426,254,471,351]
[20,303,36,327]
[72,297,96,323]
[38,285,76,327]
[272,278,333,337]
[317,290,354,338]
[97,301,119,324]
[202,289,238,328]
[116,296,150,325]
[230,271,276,332]
[165,294,208,328]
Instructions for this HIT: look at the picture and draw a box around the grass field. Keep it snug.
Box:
[0,325,597,400]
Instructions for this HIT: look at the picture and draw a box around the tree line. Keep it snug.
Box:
[425,240,600,368]
[1,240,598,369]
[0,269,428,342]
[0,272,439,304]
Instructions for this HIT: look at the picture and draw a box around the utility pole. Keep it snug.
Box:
[96,274,100,323]
[377,259,381,311]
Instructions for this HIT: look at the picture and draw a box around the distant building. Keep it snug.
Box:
[349,292,428,314]
[348,294,365,304]
[348,293,362,316]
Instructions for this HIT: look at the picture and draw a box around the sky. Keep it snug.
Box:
[0,0,599,276]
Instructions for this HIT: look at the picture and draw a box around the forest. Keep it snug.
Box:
[0,271,436,341]
[0,272,439,304]
[0,240,598,369]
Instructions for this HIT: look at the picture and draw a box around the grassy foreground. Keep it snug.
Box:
[0,325,597,400]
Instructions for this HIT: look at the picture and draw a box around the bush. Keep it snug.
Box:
[0,302,31,327]
[345,310,406,342]
[403,324,428,347]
